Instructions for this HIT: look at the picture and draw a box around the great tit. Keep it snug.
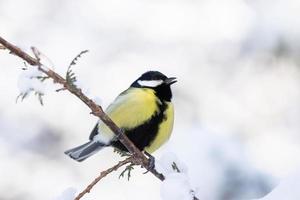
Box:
[65,71,176,162]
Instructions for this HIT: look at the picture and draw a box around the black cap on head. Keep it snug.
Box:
[131,71,176,101]
[131,71,177,88]
[138,71,167,81]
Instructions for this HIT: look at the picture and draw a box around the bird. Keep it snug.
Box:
[64,71,176,162]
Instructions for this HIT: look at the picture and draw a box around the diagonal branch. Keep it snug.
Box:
[0,36,164,180]
[0,36,199,200]
[0,37,37,65]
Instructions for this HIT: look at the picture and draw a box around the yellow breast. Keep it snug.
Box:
[98,88,174,152]
[98,88,159,141]
[144,102,174,153]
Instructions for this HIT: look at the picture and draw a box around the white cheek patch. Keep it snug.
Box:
[138,80,163,87]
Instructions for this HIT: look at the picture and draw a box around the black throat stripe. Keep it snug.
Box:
[111,101,168,152]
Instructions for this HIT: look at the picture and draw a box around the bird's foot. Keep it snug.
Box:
[143,151,155,174]
[115,128,125,140]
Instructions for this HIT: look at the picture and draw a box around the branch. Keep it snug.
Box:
[75,156,135,200]
[0,36,164,180]
[0,37,37,65]
[0,36,199,200]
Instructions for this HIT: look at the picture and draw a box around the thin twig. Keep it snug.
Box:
[0,37,37,65]
[68,50,89,70]
[75,156,134,200]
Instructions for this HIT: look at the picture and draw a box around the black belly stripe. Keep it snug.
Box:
[111,101,167,152]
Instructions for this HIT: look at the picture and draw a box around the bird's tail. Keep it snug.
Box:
[64,140,105,162]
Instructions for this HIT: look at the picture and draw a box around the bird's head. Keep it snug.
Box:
[131,71,177,101]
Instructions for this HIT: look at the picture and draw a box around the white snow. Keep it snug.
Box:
[157,152,194,200]
[156,152,188,176]
[17,67,45,94]
[161,173,194,200]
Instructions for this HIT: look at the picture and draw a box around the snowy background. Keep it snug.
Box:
[1,0,300,199]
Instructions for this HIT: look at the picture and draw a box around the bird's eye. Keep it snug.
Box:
[137,80,163,87]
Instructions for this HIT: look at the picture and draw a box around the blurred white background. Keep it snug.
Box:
[1,0,300,199]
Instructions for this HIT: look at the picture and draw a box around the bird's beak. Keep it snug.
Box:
[164,77,177,85]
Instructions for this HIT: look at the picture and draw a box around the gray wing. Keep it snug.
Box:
[89,123,98,140]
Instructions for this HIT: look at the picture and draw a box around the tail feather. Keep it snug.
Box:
[64,141,105,162]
